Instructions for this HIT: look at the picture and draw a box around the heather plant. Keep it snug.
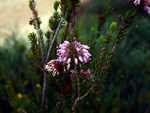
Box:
[3,0,150,112]
[0,33,41,113]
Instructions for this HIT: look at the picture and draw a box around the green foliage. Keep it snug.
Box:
[49,12,61,31]
[5,85,43,113]
[122,11,137,25]
[84,0,131,14]
[60,0,80,13]
[1,0,150,112]
[70,0,80,9]
[27,32,42,65]
[33,17,42,29]
[109,22,117,33]
[54,1,60,11]
[0,33,41,112]
[29,0,33,10]
[76,7,150,112]
[29,0,42,29]
[45,30,53,50]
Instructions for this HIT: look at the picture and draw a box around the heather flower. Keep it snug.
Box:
[127,0,150,15]
[147,7,150,14]
[134,0,140,5]
[80,69,95,82]
[45,60,63,76]
[144,0,150,14]
[144,4,148,10]
[57,40,91,70]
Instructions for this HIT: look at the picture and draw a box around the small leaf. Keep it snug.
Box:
[54,1,60,11]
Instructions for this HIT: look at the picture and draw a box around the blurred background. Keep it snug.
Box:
[0,0,55,45]
[0,0,150,113]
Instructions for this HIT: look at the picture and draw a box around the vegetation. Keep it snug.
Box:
[0,0,150,112]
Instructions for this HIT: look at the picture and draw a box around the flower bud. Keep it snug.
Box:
[109,22,117,33]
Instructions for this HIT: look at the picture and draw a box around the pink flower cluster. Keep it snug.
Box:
[128,0,150,14]
[45,40,92,76]
[144,0,150,14]
[45,60,63,76]
[57,40,91,70]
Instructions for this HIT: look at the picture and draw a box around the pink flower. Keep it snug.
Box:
[144,4,148,10]
[147,7,150,14]
[128,0,150,15]
[143,0,150,14]
[67,58,71,64]
[45,60,63,76]
[134,0,140,5]
[57,39,92,70]
[73,40,91,64]
[144,4,150,15]
[67,63,71,70]
[74,58,78,65]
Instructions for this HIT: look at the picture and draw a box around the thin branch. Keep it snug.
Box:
[71,67,80,110]
[62,72,66,108]
[71,7,78,109]
[71,7,75,39]
[71,84,95,110]
[71,97,80,111]
[92,6,111,45]
[80,84,95,100]
[75,68,80,98]
[30,1,48,105]
[72,67,95,110]
[92,31,100,45]
[31,59,45,72]
[46,15,65,63]
[18,108,27,113]
[64,21,70,40]
[31,0,45,65]
[77,74,80,98]
[94,33,112,69]
[42,72,48,107]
